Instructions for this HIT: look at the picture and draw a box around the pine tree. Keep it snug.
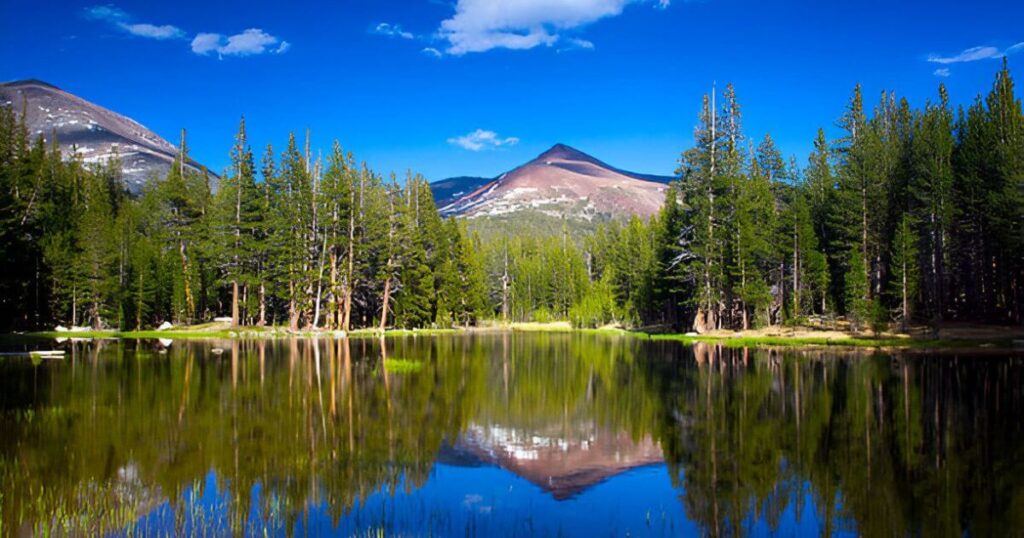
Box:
[678,88,729,331]
[889,214,919,328]
[155,131,205,323]
[844,245,870,331]
[805,128,843,312]
[755,133,789,324]
[836,85,875,307]
[735,145,773,328]
[909,85,954,320]
[651,182,692,328]
[76,162,120,328]
[214,117,260,327]
[392,176,435,328]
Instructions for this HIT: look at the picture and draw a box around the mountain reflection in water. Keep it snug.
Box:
[1,334,1022,536]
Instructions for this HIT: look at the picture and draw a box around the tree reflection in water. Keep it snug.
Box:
[0,334,1021,536]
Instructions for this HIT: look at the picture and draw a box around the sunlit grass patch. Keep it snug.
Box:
[646,333,1010,349]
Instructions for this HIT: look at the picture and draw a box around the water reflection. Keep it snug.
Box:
[0,335,1021,536]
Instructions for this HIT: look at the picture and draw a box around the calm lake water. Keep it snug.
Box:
[1,334,1022,536]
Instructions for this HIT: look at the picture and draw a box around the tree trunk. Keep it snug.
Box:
[179,239,195,321]
[501,246,510,321]
[342,179,357,331]
[288,279,299,331]
[329,248,338,330]
[740,263,748,330]
[258,281,266,327]
[793,230,800,317]
[379,191,395,332]
[901,257,909,329]
[379,275,392,332]
[231,281,240,328]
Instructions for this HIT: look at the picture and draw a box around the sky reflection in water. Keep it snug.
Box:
[1,334,1021,536]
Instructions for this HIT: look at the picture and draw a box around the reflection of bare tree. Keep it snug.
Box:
[1,338,1022,536]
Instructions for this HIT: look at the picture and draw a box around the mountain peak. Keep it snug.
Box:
[0,79,212,193]
[535,143,593,162]
[436,142,673,230]
[1,79,62,91]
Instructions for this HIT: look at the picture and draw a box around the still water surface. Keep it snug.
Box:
[1,334,1022,536]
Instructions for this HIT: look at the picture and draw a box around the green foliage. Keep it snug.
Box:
[569,271,620,328]
[844,246,871,331]
[1,62,1022,332]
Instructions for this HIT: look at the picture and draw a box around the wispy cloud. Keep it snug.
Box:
[192,29,290,57]
[85,5,184,40]
[85,5,288,58]
[422,47,443,58]
[933,68,951,77]
[121,23,185,39]
[927,42,1024,64]
[437,0,668,55]
[373,22,414,40]
[560,37,595,52]
[447,129,520,151]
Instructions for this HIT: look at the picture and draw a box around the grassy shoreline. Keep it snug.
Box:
[11,322,1018,350]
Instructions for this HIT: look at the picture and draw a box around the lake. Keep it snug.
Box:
[1,334,1022,536]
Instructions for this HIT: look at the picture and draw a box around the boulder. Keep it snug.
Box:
[157,321,173,331]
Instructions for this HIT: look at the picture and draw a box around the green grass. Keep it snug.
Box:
[24,326,462,341]
[30,329,257,339]
[15,324,1013,351]
[645,333,1011,349]
[348,328,461,338]
[577,327,636,336]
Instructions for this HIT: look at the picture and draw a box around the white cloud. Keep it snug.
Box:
[86,5,129,23]
[437,0,666,55]
[85,5,184,40]
[448,129,520,151]
[86,5,288,58]
[192,29,289,57]
[191,33,222,55]
[374,22,415,39]
[422,47,443,58]
[928,42,1024,64]
[122,23,184,40]
[561,37,595,51]
[928,46,1001,64]
[933,68,951,77]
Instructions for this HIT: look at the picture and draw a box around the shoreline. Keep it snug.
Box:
[7,321,1020,351]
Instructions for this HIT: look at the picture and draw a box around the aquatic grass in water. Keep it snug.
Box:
[383,358,424,373]
[1,335,1021,536]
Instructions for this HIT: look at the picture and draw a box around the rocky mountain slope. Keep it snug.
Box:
[434,144,673,236]
[0,79,210,193]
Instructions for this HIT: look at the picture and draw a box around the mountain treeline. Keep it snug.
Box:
[0,116,488,331]
[1,62,1020,332]
[488,62,1022,330]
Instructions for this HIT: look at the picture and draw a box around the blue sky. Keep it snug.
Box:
[2,0,1022,181]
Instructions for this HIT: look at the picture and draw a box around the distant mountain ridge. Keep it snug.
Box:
[429,175,493,208]
[0,79,211,193]
[433,144,674,235]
